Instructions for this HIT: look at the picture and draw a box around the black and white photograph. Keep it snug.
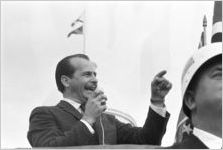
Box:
[1,1,222,149]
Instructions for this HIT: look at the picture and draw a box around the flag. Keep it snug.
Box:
[198,31,205,49]
[198,15,207,49]
[175,108,190,143]
[67,12,84,38]
[211,1,222,43]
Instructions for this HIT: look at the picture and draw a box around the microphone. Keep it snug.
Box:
[94,87,107,109]
[94,87,106,145]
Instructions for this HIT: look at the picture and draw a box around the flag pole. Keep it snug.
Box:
[203,15,207,46]
[83,9,86,54]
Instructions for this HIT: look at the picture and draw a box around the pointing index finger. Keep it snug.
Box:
[155,70,167,78]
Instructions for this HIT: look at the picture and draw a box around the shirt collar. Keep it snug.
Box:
[193,127,222,149]
[63,98,81,110]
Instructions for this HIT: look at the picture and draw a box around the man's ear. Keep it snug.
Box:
[184,91,196,112]
[61,75,70,88]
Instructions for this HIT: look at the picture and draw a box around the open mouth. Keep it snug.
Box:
[85,83,97,92]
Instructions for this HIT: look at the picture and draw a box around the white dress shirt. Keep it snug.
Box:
[193,127,222,149]
[63,98,95,134]
[150,103,167,117]
[63,98,167,134]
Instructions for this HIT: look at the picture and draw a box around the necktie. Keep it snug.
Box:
[80,103,85,114]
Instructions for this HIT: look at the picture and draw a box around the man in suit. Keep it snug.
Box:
[167,43,222,149]
[27,53,172,147]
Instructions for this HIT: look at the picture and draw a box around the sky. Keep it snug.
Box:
[1,1,214,148]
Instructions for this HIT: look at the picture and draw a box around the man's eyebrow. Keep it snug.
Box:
[211,64,222,73]
[82,71,97,75]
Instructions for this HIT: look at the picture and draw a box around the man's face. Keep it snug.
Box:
[194,61,222,127]
[68,57,98,103]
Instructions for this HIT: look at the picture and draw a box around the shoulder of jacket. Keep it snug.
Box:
[31,105,58,114]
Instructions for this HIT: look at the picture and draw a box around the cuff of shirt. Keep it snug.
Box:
[80,119,95,134]
[150,103,167,117]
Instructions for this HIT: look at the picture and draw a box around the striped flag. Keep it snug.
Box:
[67,12,84,38]
[175,108,189,143]
[211,1,222,43]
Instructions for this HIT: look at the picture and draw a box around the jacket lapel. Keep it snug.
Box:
[57,100,82,120]
[57,101,117,144]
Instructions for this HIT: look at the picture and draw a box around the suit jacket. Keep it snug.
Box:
[164,133,208,149]
[27,100,170,147]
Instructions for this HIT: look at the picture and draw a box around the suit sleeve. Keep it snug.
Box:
[27,107,96,147]
[116,107,170,145]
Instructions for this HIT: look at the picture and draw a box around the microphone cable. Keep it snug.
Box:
[99,115,105,145]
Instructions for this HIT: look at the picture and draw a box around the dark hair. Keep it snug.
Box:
[55,54,90,93]
[183,54,222,118]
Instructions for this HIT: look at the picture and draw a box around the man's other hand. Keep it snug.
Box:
[151,70,172,107]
